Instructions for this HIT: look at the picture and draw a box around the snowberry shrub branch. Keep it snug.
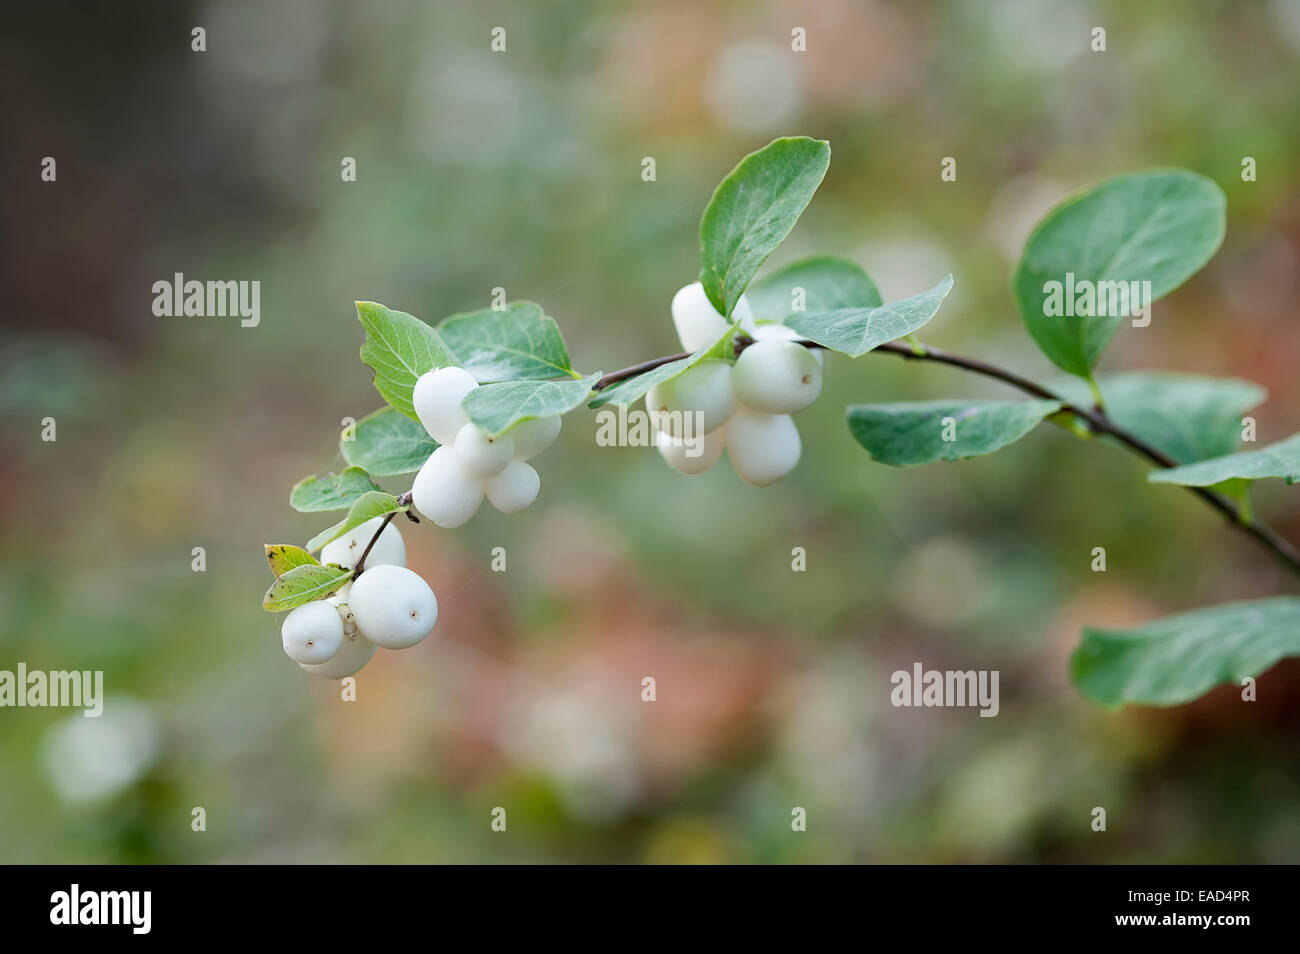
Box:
[263,137,1300,710]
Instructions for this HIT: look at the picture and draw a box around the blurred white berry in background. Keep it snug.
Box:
[41,696,161,805]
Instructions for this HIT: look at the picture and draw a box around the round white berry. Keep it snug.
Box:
[510,415,561,460]
[671,282,730,351]
[731,339,823,415]
[645,360,736,438]
[454,422,515,478]
[281,600,345,665]
[412,366,478,444]
[349,564,438,650]
[656,426,725,475]
[411,446,484,528]
[320,516,405,571]
[725,407,801,486]
[751,321,824,367]
[484,460,540,513]
[299,630,375,679]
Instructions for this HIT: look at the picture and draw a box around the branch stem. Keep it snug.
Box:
[588,335,1300,577]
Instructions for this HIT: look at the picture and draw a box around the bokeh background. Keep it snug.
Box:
[2,0,1299,863]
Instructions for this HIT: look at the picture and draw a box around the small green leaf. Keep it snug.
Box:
[784,275,954,357]
[289,467,383,512]
[699,137,831,317]
[587,322,738,410]
[1148,431,1300,487]
[262,563,351,612]
[462,373,602,438]
[265,544,319,578]
[1071,597,1300,708]
[747,255,882,319]
[1013,169,1227,378]
[847,399,1061,466]
[306,491,404,552]
[342,407,438,476]
[1053,372,1266,464]
[436,301,578,382]
[357,301,460,420]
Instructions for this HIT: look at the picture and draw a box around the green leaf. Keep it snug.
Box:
[1148,431,1300,487]
[306,491,404,552]
[1071,597,1300,708]
[262,562,352,612]
[264,544,319,578]
[1053,371,1266,464]
[342,407,438,476]
[699,137,831,317]
[587,322,739,410]
[436,301,578,382]
[289,467,383,512]
[462,373,602,438]
[847,399,1061,466]
[747,255,882,319]
[356,301,460,420]
[783,275,954,357]
[1013,169,1227,378]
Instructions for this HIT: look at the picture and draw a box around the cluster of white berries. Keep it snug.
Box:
[281,517,436,678]
[650,282,824,485]
[408,366,562,527]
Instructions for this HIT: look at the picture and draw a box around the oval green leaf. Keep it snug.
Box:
[747,255,882,319]
[462,373,601,438]
[265,544,319,578]
[262,563,351,612]
[1013,169,1226,378]
[699,137,831,317]
[1071,597,1300,708]
[784,274,953,358]
[342,407,438,476]
[357,301,460,420]
[847,398,1061,467]
[1053,371,1266,465]
[436,301,577,382]
[289,466,383,512]
[1148,431,1300,487]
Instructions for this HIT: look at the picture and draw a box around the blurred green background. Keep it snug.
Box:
[2,0,1298,863]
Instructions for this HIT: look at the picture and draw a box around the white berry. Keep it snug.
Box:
[484,460,540,513]
[412,366,478,444]
[671,282,730,351]
[510,415,561,460]
[281,600,344,665]
[454,422,515,478]
[725,407,801,486]
[732,339,823,415]
[670,282,756,350]
[411,445,484,528]
[645,360,736,437]
[656,426,725,475]
[299,630,375,679]
[320,516,406,570]
[349,564,438,650]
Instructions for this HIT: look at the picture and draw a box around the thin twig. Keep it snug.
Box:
[351,510,400,580]
[587,334,1300,577]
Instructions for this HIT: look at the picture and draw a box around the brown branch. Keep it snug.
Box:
[586,334,1300,577]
